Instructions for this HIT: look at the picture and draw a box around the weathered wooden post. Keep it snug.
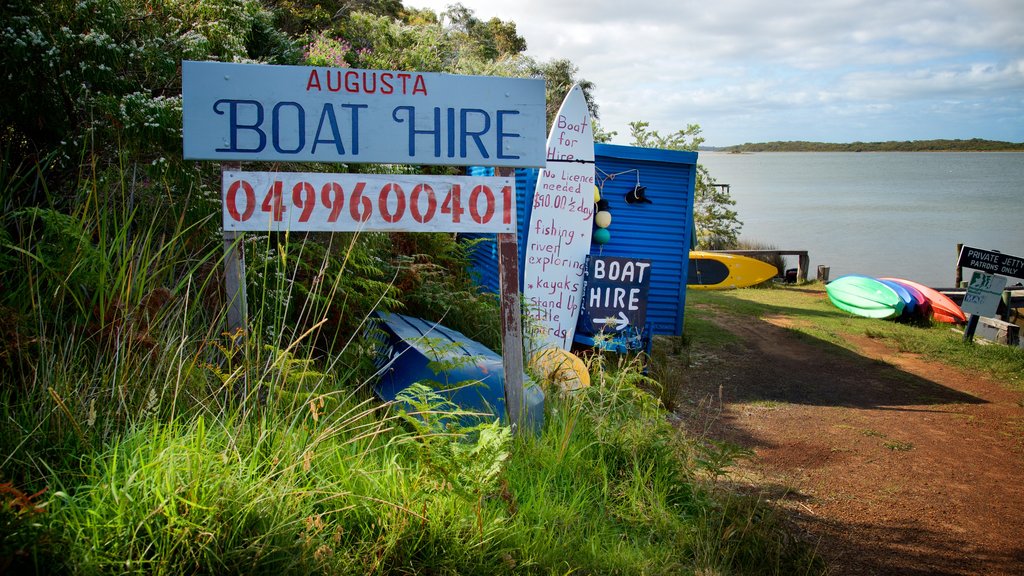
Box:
[816,265,830,283]
[797,252,810,283]
[955,243,964,287]
[495,167,525,432]
[222,163,247,337]
[221,162,249,403]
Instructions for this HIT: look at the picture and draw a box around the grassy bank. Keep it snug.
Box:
[686,284,1024,391]
[0,180,823,575]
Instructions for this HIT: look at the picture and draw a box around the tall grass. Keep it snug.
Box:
[735,239,787,284]
[1,156,823,574]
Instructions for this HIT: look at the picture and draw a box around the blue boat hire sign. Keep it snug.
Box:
[576,256,652,334]
[182,61,547,167]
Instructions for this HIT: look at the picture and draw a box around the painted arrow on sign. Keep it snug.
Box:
[594,311,630,331]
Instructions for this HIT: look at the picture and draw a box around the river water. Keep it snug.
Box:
[697,152,1024,287]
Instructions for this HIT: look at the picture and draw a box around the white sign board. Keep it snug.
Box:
[961,271,1007,317]
[222,171,515,233]
[521,85,595,351]
[183,61,546,167]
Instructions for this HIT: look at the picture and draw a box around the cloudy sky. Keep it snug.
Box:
[410,0,1024,146]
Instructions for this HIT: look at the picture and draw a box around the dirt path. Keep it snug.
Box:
[673,303,1024,576]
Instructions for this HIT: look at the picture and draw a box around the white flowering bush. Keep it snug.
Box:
[1,0,297,200]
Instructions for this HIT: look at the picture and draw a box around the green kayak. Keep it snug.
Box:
[825,275,905,319]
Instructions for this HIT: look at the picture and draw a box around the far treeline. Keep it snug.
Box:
[716,139,1024,152]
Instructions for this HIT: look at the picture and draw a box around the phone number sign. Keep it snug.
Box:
[223,171,514,233]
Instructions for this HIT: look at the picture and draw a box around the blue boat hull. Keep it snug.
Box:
[369,312,544,430]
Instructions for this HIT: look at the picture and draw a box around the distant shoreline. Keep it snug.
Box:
[701,139,1024,153]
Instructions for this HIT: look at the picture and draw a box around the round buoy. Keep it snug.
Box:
[593,185,601,203]
[530,348,590,393]
[593,227,611,245]
[595,210,612,228]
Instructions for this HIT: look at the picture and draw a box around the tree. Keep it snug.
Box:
[526,58,599,127]
[272,0,405,35]
[628,121,742,249]
[592,122,617,143]
[436,3,527,62]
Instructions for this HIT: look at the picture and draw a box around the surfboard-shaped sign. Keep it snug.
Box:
[522,84,595,351]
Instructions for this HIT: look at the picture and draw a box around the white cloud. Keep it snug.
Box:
[409,0,1024,144]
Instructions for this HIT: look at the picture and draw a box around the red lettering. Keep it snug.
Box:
[410,184,437,223]
[469,185,494,224]
[261,180,285,221]
[362,72,376,93]
[413,75,427,96]
[441,184,464,223]
[321,182,344,222]
[380,72,394,94]
[306,70,321,91]
[350,182,370,222]
[344,70,358,92]
[502,185,512,225]
[226,180,256,222]
[379,183,406,223]
[292,181,315,222]
[327,70,342,92]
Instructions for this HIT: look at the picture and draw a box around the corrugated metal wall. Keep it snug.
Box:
[467,143,697,336]
[463,166,536,293]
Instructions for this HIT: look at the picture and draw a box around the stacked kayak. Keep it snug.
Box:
[879,277,967,323]
[826,275,966,323]
[826,275,906,319]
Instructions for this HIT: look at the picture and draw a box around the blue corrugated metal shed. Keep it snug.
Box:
[466,143,698,336]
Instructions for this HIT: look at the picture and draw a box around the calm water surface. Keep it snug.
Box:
[697,152,1024,287]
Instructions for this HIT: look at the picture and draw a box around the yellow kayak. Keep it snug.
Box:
[688,251,778,290]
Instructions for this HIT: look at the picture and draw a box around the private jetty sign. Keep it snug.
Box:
[955,245,1022,344]
[957,245,1024,281]
[182,61,546,167]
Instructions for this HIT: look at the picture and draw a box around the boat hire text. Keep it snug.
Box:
[182,62,547,168]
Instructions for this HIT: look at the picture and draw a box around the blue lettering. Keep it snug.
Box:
[496,110,520,160]
[272,102,305,154]
[213,99,266,153]
[310,103,367,155]
[312,104,344,155]
[460,108,490,159]
[393,106,441,157]
[447,107,456,158]
[343,104,366,155]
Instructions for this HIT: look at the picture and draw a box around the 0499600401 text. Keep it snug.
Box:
[222,171,515,234]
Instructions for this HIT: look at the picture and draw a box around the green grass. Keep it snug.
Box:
[1,170,825,575]
[682,310,742,349]
[687,284,1024,391]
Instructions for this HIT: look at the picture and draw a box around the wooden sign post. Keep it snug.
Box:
[495,167,524,431]
[956,245,1023,344]
[184,62,547,428]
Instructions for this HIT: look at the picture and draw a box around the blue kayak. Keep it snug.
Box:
[877,278,916,315]
[368,312,544,430]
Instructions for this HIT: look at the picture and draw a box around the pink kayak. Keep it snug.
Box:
[879,277,967,323]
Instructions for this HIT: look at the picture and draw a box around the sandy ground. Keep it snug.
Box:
[672,299,1024,576]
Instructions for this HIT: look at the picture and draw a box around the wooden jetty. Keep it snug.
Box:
[709,250,810,283]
